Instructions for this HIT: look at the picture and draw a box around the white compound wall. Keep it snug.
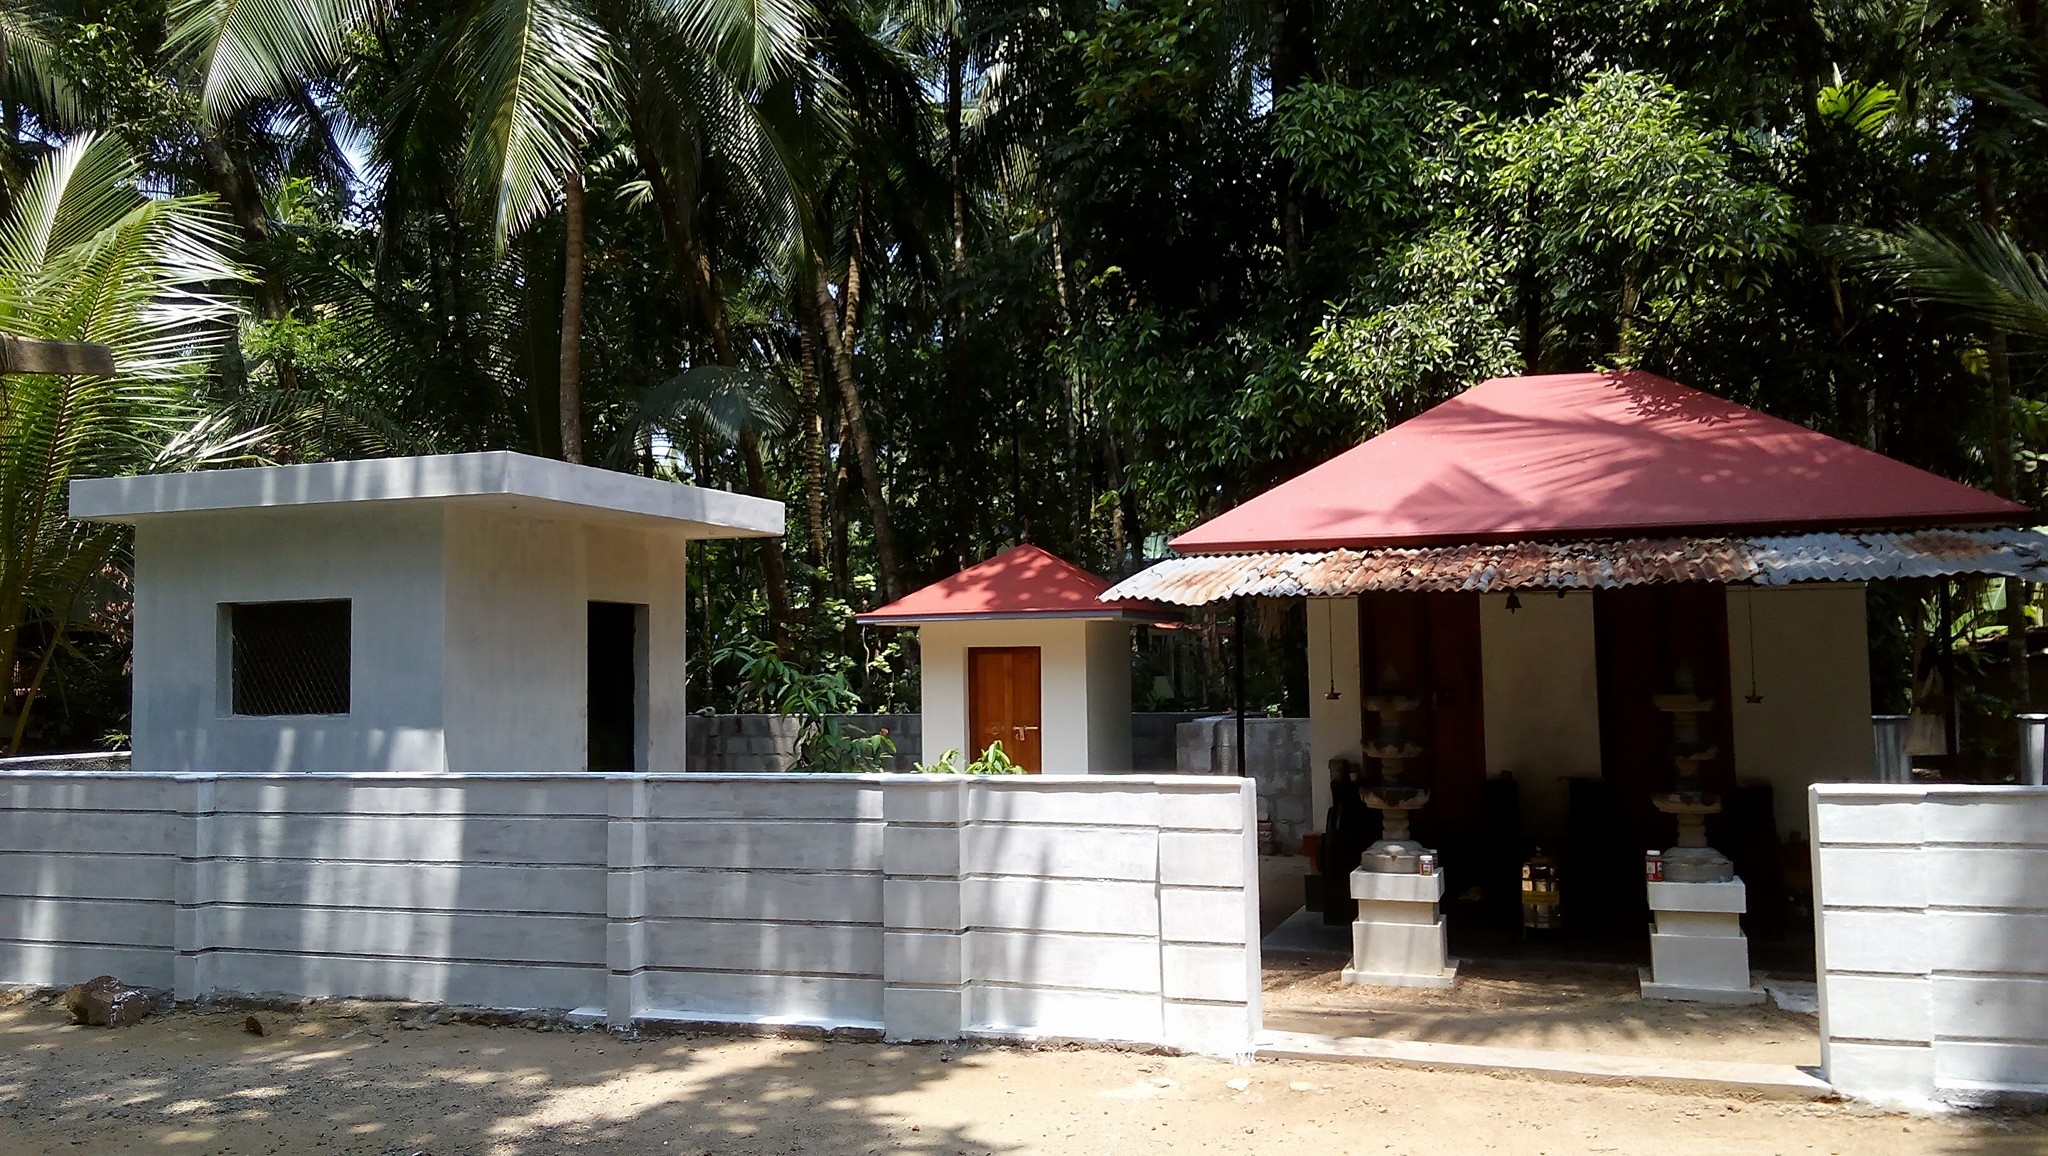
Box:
[0,770,1259,1058]
[1811,784,2048,1107]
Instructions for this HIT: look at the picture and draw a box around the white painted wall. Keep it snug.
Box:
[1811,784,2048,1108]
[1730,585,1874,835]
[442,510,690,771]
[1306,597,1362,827]
[1085,619,1135,772]
[1479,591,1602,842]
[917,618,1133,773]
[131,505,692,774]
[132,506,451,774]
[0,770,1259,1058]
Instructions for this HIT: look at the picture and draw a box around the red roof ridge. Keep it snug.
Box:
[1171,371,2028,554]
[856,544,1168,622]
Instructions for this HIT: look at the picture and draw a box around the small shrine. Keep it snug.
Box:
[856,546,1168,773]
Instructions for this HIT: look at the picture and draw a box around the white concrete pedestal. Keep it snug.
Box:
[1341,869,1458,989]
[1639,878,1765,1005]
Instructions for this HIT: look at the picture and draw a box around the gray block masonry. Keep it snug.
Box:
[0,769,1261,1058]
[686,714,924,771]
[1175,716,1312,853]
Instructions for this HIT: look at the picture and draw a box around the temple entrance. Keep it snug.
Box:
[968,646,1042,772]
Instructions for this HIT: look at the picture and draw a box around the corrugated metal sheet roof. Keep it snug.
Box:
[1100,529,2048,606]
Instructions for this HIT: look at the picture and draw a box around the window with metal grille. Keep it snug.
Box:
[227,600,351,716]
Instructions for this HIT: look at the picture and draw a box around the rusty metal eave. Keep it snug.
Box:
[1099,529,2048,606]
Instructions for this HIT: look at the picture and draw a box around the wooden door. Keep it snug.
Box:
[969,647,1043,772]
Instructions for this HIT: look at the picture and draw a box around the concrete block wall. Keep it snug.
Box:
[0,770,1257,1057]
[1811,784,2048,1107]
[685,715,922,771]
[1175,716,1312,852]
[1130,713,1211,771]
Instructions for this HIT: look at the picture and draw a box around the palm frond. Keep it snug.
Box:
[167,0,383,122]
[642,0,813,88]
[456,0,614,247]
[1831,223,2048,340]
[0,0,83,127]
[0,133,251,748]
[610,364,792,468]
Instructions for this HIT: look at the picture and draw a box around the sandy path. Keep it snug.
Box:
[1,1003,2043,1156]
[1262,954,1822,1065]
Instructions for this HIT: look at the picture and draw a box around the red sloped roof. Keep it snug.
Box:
[1172,372,2028,554]
[856,545,1168,622]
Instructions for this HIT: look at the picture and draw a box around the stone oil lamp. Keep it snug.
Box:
[1649,662,1735,883]
[1359,664,1433,874]
[1341,665,1458,988]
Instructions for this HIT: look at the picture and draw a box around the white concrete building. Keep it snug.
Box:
[69,451,782,773]
[856,546,1166,773]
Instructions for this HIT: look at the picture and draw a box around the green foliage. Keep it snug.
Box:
[915,742,1025,774]
[10,0,2048,750]
[0,133,252,752]
[1306,228,1522,428]
[712,635,896,771]
[1272,81,1454,231]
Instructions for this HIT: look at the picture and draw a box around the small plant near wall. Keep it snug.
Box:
[716,638,895,772]
[916,743,1025,775]
[803,723,896,773]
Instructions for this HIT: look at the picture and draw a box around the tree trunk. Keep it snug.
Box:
[620,106,796,641]
[809,256,901,600]
[795,321,830,572]
[1267,0,1316,277]
[1977,158,2030,740]
[558,166,586,464]
[740,428,792,651]
[196,128,288,323]
[946,27,966,273]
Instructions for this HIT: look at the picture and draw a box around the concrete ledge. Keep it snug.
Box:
[1647,879,1747,913]
[1339,961,1459,990]
[1350,870,1446,903]
[1257,1029,1837,1100]
[1638,967,1767,1005]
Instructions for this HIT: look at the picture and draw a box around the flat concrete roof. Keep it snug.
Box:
[69,451,784,539]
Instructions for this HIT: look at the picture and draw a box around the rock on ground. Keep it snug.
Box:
[59,976,153,1027]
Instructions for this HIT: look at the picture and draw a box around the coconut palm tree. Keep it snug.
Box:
[168,0,813,464]
[0,132,252,751]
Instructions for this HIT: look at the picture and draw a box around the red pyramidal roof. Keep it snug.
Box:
[1172,371,2028,554]
[857,545,1167,622]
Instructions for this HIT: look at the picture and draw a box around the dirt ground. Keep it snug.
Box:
[1262,953,1822,1066]
[2,1002,2044,1156]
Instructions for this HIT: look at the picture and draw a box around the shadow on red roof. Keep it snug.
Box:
[1172,371,2028,553]
[856,545,1168,622]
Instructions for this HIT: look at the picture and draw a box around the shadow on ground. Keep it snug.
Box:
[0,1000,1013,1156]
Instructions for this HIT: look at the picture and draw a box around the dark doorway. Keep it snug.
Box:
[588,601,646,772]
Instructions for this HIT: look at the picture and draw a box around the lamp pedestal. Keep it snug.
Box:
[1639,879,1764,1004]
[1341,869,1458,989]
